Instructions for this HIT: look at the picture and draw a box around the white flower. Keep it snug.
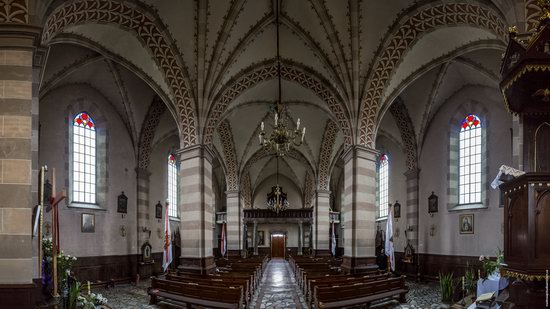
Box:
[479,255,484,261]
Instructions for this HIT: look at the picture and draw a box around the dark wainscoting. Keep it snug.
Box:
[0,282,37,309]
[73,253,165,283]
[392,252,482,281]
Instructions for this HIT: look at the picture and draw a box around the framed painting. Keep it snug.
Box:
[117,191,128,214]
[459,214,474,234]
[81,213,95,233]
[155,201,163,219]
[428,192,438,214]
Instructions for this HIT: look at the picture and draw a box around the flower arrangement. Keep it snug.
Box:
[42,237,77,292]
[76,292,108,309]
[479,248,504,278]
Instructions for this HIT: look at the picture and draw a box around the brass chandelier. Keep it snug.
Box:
[266,157,289,213]
[258,0,305,157]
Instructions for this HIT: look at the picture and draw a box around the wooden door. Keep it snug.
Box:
[271,235,285,258]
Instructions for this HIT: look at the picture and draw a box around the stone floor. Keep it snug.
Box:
[95,259,449,308]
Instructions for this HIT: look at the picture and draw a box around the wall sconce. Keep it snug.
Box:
[141,227,151,239]
[428,191,438,217]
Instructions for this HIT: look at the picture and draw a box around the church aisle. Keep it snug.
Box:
[250,258,308,309]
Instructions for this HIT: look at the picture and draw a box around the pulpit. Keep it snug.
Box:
[499,5,550,307]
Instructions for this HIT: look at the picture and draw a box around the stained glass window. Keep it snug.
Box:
[378,154,389,218]
[167,154,178,218]
[459,114,482,204]
[72,112,96,204]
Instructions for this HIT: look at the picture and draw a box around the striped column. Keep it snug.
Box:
[313,190,330,256]
[177,145,215,274]
[0,31,39,289]
[225,190,241,257]
[136,168,151,248]
[341,145,378,274]
[404,169,419,251]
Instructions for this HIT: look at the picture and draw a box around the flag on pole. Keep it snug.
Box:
[221,222,227,258]
[331,221,336,256]
[385,205,395,271]
[162,201,173,272]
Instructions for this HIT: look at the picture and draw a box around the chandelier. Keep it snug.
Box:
[258,0,305,157]
[266,157,289,213]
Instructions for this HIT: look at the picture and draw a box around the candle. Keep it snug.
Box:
[462,276,465,291]
[478,269,481,279]
[87,281,90,295]
[258,133,262,144]
[296,118,300,130]
[275,113,278,126]
[261,121,264,131]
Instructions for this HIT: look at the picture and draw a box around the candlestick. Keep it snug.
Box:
[462,276,465,291]
[261,121,264,131]
[275,113,278,126]
[478,269,481,279]
[87,281,90,295]
[296,118,300,130]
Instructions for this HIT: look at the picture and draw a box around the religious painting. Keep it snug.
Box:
[428,192,438,214]
[81,213,95,233]
[257,231,265,246]
[117,191,128,213]
[141,242,153,262]
[459,214,474,234]
[393,201,401,218]
[155,201,163,219]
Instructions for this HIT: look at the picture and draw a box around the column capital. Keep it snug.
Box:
[176,144,213,163]
[135,167,152,178]
[316,190,331,198]
[341,145,379,164]
[404,168,421,179]
[225,190,240,198]
[0,24,42,49]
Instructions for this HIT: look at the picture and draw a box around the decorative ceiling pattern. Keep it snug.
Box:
[241,172,252,208]
[317,120,338,191]
[0,0,28,23]
[138,96,166,169]
[303,170,314,209]
[389,98,417,171]
[217,120,239,191]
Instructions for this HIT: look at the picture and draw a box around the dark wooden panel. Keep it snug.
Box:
[72,254,139,283]
[535,189,550,260]
[0,283,36,309]
[417,253,481,280]
[535,122,550,172]
[508,192,528,261]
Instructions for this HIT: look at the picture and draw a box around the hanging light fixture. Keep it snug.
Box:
[258,0,305,157]
[266,157,289,213]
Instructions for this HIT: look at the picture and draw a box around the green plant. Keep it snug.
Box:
[479,248,504,278]
[439,272,455,304]
[42,238,77,292]
[464,265,477,295]
[68,281,82,309]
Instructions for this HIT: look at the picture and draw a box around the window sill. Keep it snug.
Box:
[450,203,487,212]
[67,202,105,211]
[169,217,181,222]
[376,217,388,222]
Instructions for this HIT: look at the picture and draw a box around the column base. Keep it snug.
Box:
[178,257,216,274]
[341,256,378,274]
[0,281,39,309]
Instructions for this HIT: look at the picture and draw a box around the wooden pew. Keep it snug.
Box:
[313,276,408,308]
[148,277,244,309]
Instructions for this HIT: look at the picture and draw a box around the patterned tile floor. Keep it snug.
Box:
[97,260,448,308]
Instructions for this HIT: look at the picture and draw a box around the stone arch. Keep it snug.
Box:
[41,0,198,147]
[204,59,353,146]
[217,120,239,191]
[388,98,418,171]
[317,120,339,191]
[137,96,166,170]
[358,2,508,148]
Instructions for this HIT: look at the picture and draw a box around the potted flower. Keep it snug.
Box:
[439,272,455,306]
[479,249,504,280]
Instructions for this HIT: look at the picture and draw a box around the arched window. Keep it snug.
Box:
[378,154,389,218]
[72,112,96,204]
[459,114,482,204]
[167,154,178,217]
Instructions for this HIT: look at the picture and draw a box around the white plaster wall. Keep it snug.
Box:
[417,86,512,257]
[39,84,138,257]
[375,135,408,253]
[149,134,180,253]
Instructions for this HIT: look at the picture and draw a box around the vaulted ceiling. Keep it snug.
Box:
[36,0,531,207]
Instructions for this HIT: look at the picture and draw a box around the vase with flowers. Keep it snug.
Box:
[479,248,504,280]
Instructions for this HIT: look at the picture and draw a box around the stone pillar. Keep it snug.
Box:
[0,22,42,308]
[225,190,241,257]
[404,169,420,251]
[177,145,215,274]
[313,190,330,256]
[253,221,258,255]
[341,145,378,274]
[297,221,303,255]
[136,168,151,248]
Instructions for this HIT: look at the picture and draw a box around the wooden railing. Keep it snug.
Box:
[329,211,340,223]
[215,212,226,223]
[243,208,313,219]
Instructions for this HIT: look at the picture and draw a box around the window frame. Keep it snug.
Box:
[458,114,482,205]
[167,153,179,218]
[69,112,99,208]
[377,153,390,219]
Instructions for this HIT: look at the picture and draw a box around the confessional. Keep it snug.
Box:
[499,14,550,308]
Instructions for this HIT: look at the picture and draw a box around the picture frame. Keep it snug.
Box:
[393,201,401,218]
[117,191,128,214]
[155,201,163,219]
[257,230,265,246]
[459,214,474,234]
[428,191,438,214]
[81,213,95,233]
